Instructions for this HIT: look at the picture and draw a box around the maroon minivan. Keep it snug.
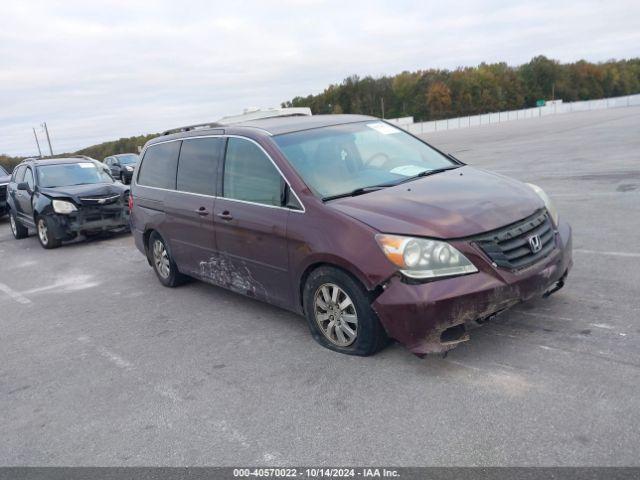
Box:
[130,114,572,356]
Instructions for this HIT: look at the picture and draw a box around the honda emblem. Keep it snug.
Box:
[528,234,542,253]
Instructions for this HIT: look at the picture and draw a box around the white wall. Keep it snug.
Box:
[403,93,640,135]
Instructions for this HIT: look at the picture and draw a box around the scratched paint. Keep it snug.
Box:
[198,253,267,298]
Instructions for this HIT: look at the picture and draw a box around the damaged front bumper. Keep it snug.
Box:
[45,206,130,240]
[372,220,573,356]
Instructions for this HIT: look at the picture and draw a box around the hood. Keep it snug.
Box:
[329,166,544,238]
[39,182,128,202]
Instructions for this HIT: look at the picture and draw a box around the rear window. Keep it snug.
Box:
[137,142,181,189]
[0,165,7,175]
[177,137,223,196]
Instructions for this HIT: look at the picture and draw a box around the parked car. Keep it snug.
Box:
[0,164,10,218]
[7,157,130,249]
[104,153,139,184]
[130,112,572,357]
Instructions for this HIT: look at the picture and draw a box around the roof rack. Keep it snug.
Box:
[162,122,223,136]
[216,107,312,125]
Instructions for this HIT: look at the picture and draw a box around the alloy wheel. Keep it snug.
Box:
[152,239,170,279]
[314,283,358,347]
[37,219,48,245]
[10,215,17,237]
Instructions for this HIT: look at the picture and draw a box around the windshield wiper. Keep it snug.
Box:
[393,165,461,185]
[322,185,388,202]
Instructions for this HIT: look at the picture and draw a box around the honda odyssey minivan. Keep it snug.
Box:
[130,112,572,357]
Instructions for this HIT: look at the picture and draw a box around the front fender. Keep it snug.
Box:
[33,192,56,220]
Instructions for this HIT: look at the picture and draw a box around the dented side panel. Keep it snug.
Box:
[212,197,292,309]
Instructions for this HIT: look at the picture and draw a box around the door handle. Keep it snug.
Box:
[196,207,210,216]
[217,211,233,221]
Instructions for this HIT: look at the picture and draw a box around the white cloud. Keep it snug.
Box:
[1,0,639,156]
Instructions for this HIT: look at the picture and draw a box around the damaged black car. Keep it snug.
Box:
[7,158,130,249]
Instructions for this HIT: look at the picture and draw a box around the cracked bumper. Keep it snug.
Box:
[46,208,130,239]
[372,220,573,356]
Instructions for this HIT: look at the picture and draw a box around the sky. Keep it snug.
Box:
[1,0,639,157]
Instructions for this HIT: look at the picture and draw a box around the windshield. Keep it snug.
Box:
[117,154,139,165]
[273,121,456,199]
[37,162,114,188]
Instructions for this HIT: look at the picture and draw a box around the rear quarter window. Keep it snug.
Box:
[137,141,181,189]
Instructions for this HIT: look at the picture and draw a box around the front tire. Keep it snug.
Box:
[149,231,187,287]
[9,211,28,239]
[36,216,61,249]
[303,266,389,356]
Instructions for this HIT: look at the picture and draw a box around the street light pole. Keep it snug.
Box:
[32,128,43,158]
[42,122,53,156]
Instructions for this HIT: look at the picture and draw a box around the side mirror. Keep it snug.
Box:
[17,182,30,192]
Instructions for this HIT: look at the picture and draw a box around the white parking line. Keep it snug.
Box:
[574,249,640,258]
[0,283,32,305]
[78,336,133,370]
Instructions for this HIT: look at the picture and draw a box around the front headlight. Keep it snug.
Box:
[52,199,78,214]
[375,234,478,279]
[125,166,134,171]
[526,183,559,226]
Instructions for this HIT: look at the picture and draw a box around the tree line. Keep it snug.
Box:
[3,55,639,172]
[282,56,640,121]
[0,134,157,173]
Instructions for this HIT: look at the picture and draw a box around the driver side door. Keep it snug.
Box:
[16,167,36,224]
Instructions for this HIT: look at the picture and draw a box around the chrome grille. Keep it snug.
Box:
[79,194,121,206]
[474,210,556,270]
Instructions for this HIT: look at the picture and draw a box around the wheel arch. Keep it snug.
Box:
[297,258,383,313]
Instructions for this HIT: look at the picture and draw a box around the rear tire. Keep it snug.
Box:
[303,266,389,356]
[36,216,61,249]
[148,231,187,287]
[9,211,28,239]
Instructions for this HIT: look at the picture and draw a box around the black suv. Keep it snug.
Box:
[0,164,10,218]
[7,157,131,248]
[104,153,139,184]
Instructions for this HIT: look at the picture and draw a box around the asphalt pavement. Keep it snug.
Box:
[0,106,639,466]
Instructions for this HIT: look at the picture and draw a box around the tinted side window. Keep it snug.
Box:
[24,168,35,189]
[137,141,181,189]
[13,165,26,182]
[223,138,282,206]
[177,137,223,196]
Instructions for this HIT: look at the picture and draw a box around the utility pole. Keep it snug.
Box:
[380,97,385,119]
[32,128,43,158]
[42,122,53,156]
